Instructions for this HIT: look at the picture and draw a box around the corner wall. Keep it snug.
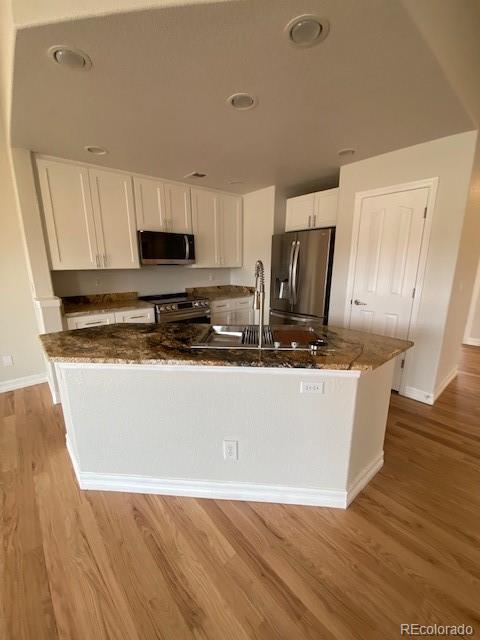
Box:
[329,131,477,401]
[230,186,275,318]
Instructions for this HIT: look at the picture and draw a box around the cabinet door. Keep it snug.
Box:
[133,177,166,231]
[231,306,252,325]
[66,312,116,330]
[37,159,99,270]
[313,188,338,228]
[210,309,233,325]
[90,169,140,269]
[164,182,192,233]
[220,194,243,267]
[114,308,155,323]
[190,188,221,267]
[285,193,315,232]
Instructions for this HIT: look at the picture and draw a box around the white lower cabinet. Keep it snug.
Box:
[210,296,253,325]
[66,307,155,330]
[66,312,116,330]
[114,308,155,324]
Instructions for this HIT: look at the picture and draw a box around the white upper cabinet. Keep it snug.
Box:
[190,188,243,268]
[38,158,139,270]
[134,177,192,233]
[37,159,98,270]
[90,169,139,269]
[164,182,192,234]
[220,194,243,267]
[285,187,338,231]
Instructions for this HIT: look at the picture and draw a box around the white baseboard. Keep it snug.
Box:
[346,453,384,506]
[0,373,47,393]
[401,366,458,405]
[463,337,480,347]
[433,366,457,403]
[402,386,434,405]
[66,441,385,509]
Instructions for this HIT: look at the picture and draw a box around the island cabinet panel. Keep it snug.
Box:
[191,188,243,268]
[37,158,139,270]
[133,176,192,233]
[286,187,338,231]
[56,359,395,508]
[37,159,99,270]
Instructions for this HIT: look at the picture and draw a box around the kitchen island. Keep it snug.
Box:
[41,323,412,508]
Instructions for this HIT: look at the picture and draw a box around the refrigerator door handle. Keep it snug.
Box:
[291,240,300,305]
[287,240,296,305]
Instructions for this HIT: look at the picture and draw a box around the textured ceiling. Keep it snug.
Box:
[10,0,473,194]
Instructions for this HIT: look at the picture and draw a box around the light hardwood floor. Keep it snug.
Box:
[1,347,479,639]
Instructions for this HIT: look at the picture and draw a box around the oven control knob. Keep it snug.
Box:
[159,305,165,311]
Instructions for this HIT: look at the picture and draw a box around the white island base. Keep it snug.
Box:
[57,359,395,509]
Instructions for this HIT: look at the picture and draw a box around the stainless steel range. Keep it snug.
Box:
[139,292,210,324]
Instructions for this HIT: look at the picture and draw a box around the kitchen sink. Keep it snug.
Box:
[190,325,328,351]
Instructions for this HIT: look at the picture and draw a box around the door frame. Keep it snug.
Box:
[343,177,439,394]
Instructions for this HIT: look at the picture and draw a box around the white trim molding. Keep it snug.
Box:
[463,337,480,347]
[346,453,384,505]
[0,372,47,393]
[402,365,458,405]
[434,366,458,403]
[403,386,434,405]
[65,439,384,510]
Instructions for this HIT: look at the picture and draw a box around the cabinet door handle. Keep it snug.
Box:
[103,254,107,267]
[95,254,99,267]
[128,314,146,320]
[313,214,317,227]
[84,320,103,326]
[354,299,367,306]
[308,215,312,227]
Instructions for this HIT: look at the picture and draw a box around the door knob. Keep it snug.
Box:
[354,299,367,306]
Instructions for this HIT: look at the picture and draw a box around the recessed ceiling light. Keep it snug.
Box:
[85,145,108,155]
[338,148,355,157]
[286,15,330,47]
[227,93,257,110]
[184,171,207,178]
[48,45,92,69]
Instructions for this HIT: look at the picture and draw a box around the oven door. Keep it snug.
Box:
[156,308,210,324]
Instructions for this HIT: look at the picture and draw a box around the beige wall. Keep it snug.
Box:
[51,266,232,298]
[437,137,480,375]
[330,131,477,399]
[0,1,46,386]
[230,186,275,318]
[0,116,45,384]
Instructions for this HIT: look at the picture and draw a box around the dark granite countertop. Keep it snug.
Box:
[62,292,154,317]
[186,285,254,302]
[40,323,413,371]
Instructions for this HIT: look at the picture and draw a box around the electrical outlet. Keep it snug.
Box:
[1,355,13,367]
[301,381,325,394]
[223,439,238,460]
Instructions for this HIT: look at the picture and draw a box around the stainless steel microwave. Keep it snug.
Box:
[138,231,195,265]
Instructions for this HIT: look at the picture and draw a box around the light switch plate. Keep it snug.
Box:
[2,355,13,367]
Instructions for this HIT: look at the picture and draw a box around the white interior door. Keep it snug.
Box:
[349,187,429,390]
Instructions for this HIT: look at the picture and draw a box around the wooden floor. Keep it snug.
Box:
[1,348,479,639]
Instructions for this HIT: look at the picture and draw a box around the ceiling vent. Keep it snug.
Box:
[184,171,207,178]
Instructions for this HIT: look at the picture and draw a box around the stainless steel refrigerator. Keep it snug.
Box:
[269,227,335,325]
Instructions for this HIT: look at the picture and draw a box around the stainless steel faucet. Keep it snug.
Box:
[254,260,265,348]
